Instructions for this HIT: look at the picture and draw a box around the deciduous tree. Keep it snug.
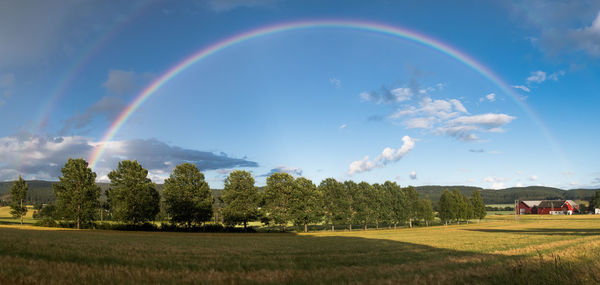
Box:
[107,160,160,224]
[9,176,28,225]
[263,173,295,231]
[291,177,322,232]
[320,178,349,231]
[163,163,213,227]
[221,170,260,229]
[471,190,487,221]
[53,158,101,229]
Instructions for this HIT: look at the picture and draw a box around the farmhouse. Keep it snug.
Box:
[517,200,579,215]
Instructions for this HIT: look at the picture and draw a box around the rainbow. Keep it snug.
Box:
[88,19,565,169]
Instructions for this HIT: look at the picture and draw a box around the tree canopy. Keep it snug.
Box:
[9,176,28,225]
[53,158,101,229]
[221,170,260,229]
[162,163,213,227]
[107,160,160,224]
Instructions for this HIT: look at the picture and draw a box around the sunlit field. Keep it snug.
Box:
[1,215,599,284]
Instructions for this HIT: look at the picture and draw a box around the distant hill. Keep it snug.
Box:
[0,180,598,205]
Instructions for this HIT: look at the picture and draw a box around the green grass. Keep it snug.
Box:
[1,215,600,284]
[0,206,36,225]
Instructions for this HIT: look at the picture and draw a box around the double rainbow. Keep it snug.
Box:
[88,19,563,169]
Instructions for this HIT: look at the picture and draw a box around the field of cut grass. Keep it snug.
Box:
[0,205,36,225]
[1,215,600,284]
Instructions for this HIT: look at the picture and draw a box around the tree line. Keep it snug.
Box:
[6,158,486,231]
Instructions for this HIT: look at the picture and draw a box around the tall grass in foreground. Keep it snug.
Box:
[0,215,599,284]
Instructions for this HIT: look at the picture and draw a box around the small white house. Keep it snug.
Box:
[595,208,600,215]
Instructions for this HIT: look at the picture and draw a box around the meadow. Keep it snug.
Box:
[0,214,599,284]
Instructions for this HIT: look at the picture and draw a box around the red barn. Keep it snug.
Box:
[517,200,542,214]
[517,200,579,215]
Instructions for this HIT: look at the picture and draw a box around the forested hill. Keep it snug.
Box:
[0,180,598,205]
[414,186,598,204]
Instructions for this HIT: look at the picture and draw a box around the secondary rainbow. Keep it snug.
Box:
[88,19,565,169]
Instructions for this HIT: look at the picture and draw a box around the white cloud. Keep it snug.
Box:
[516,182,523,187]
[481,93,496,102]
[483,176,506,190]
[527,70,547,84]
[512,85,531,92]
[449,113,516,129]
[339,124,347,130]
[329,78,341,88]
[409,171,417,180]
[348,136,415,175]
[529,175,539,181]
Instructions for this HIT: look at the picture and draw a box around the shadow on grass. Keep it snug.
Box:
[465,228,600,236]
[0,226,598,284]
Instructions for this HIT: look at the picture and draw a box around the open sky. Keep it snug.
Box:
[0,0,599,189]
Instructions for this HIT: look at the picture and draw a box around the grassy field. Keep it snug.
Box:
[0,205,36,225]
[1,215,600,284]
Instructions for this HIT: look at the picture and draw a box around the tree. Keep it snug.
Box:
[344,180,358,230]
[438,190,455,225]
[263,173,295,231]
[453,189,466,224]
[221,170,260,229]
[385,182,406,229]
[353,182,375,230]
[589,191,600,212]
[471,190,487,221]
[9,176,28,225]
[162,163,213,227]
[290,177,322,232]
[53,158,101,229]
[107,160,160,224]
[320,178,350,231]
[404,186,419,228]
[372,183,392,229]
[417,196,435,226]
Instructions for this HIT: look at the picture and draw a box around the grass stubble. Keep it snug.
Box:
[0,214,599,284]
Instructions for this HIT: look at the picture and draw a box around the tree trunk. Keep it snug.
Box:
[243,220,247,229]
[282,224,286,232]
[19,199,23,225]
[394,223,397,230]
[331,224,335,232]
[376,220,379,230]
[77,204,81,229]
[304,223,308,233]
[349,224,352,231]
[364,224,367,230]
[77,217,80,230]
[409,218,412,228]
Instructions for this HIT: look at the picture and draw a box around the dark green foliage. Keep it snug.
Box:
[320,178,350,231]
[417,196,434,226]
[372,183,393,229]
[53,158,101,229]
[38,203,58,220]
[385,181,406,228]
[438,190,455,225]
[221,170,260,229]
[352,182,376,230]
[343,181,358,230]
[404,186,419,228]
[290,177,322,232]
[9,176,28,225]
[262,173,295,231]
[471,190,487,220]
[107,160,160,224]
[162,163,213,227]
[589,191,600,211]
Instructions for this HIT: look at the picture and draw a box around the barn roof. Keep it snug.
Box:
[565,200,578,206]
[521,200,542,207]
[537,200,566,208]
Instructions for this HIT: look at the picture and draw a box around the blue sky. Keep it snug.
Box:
[0,0,599,189]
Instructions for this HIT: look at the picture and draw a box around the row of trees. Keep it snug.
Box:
[438,189,486,225]
[7,158,485,231]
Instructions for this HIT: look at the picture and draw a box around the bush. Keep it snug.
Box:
[34,218,58,227]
